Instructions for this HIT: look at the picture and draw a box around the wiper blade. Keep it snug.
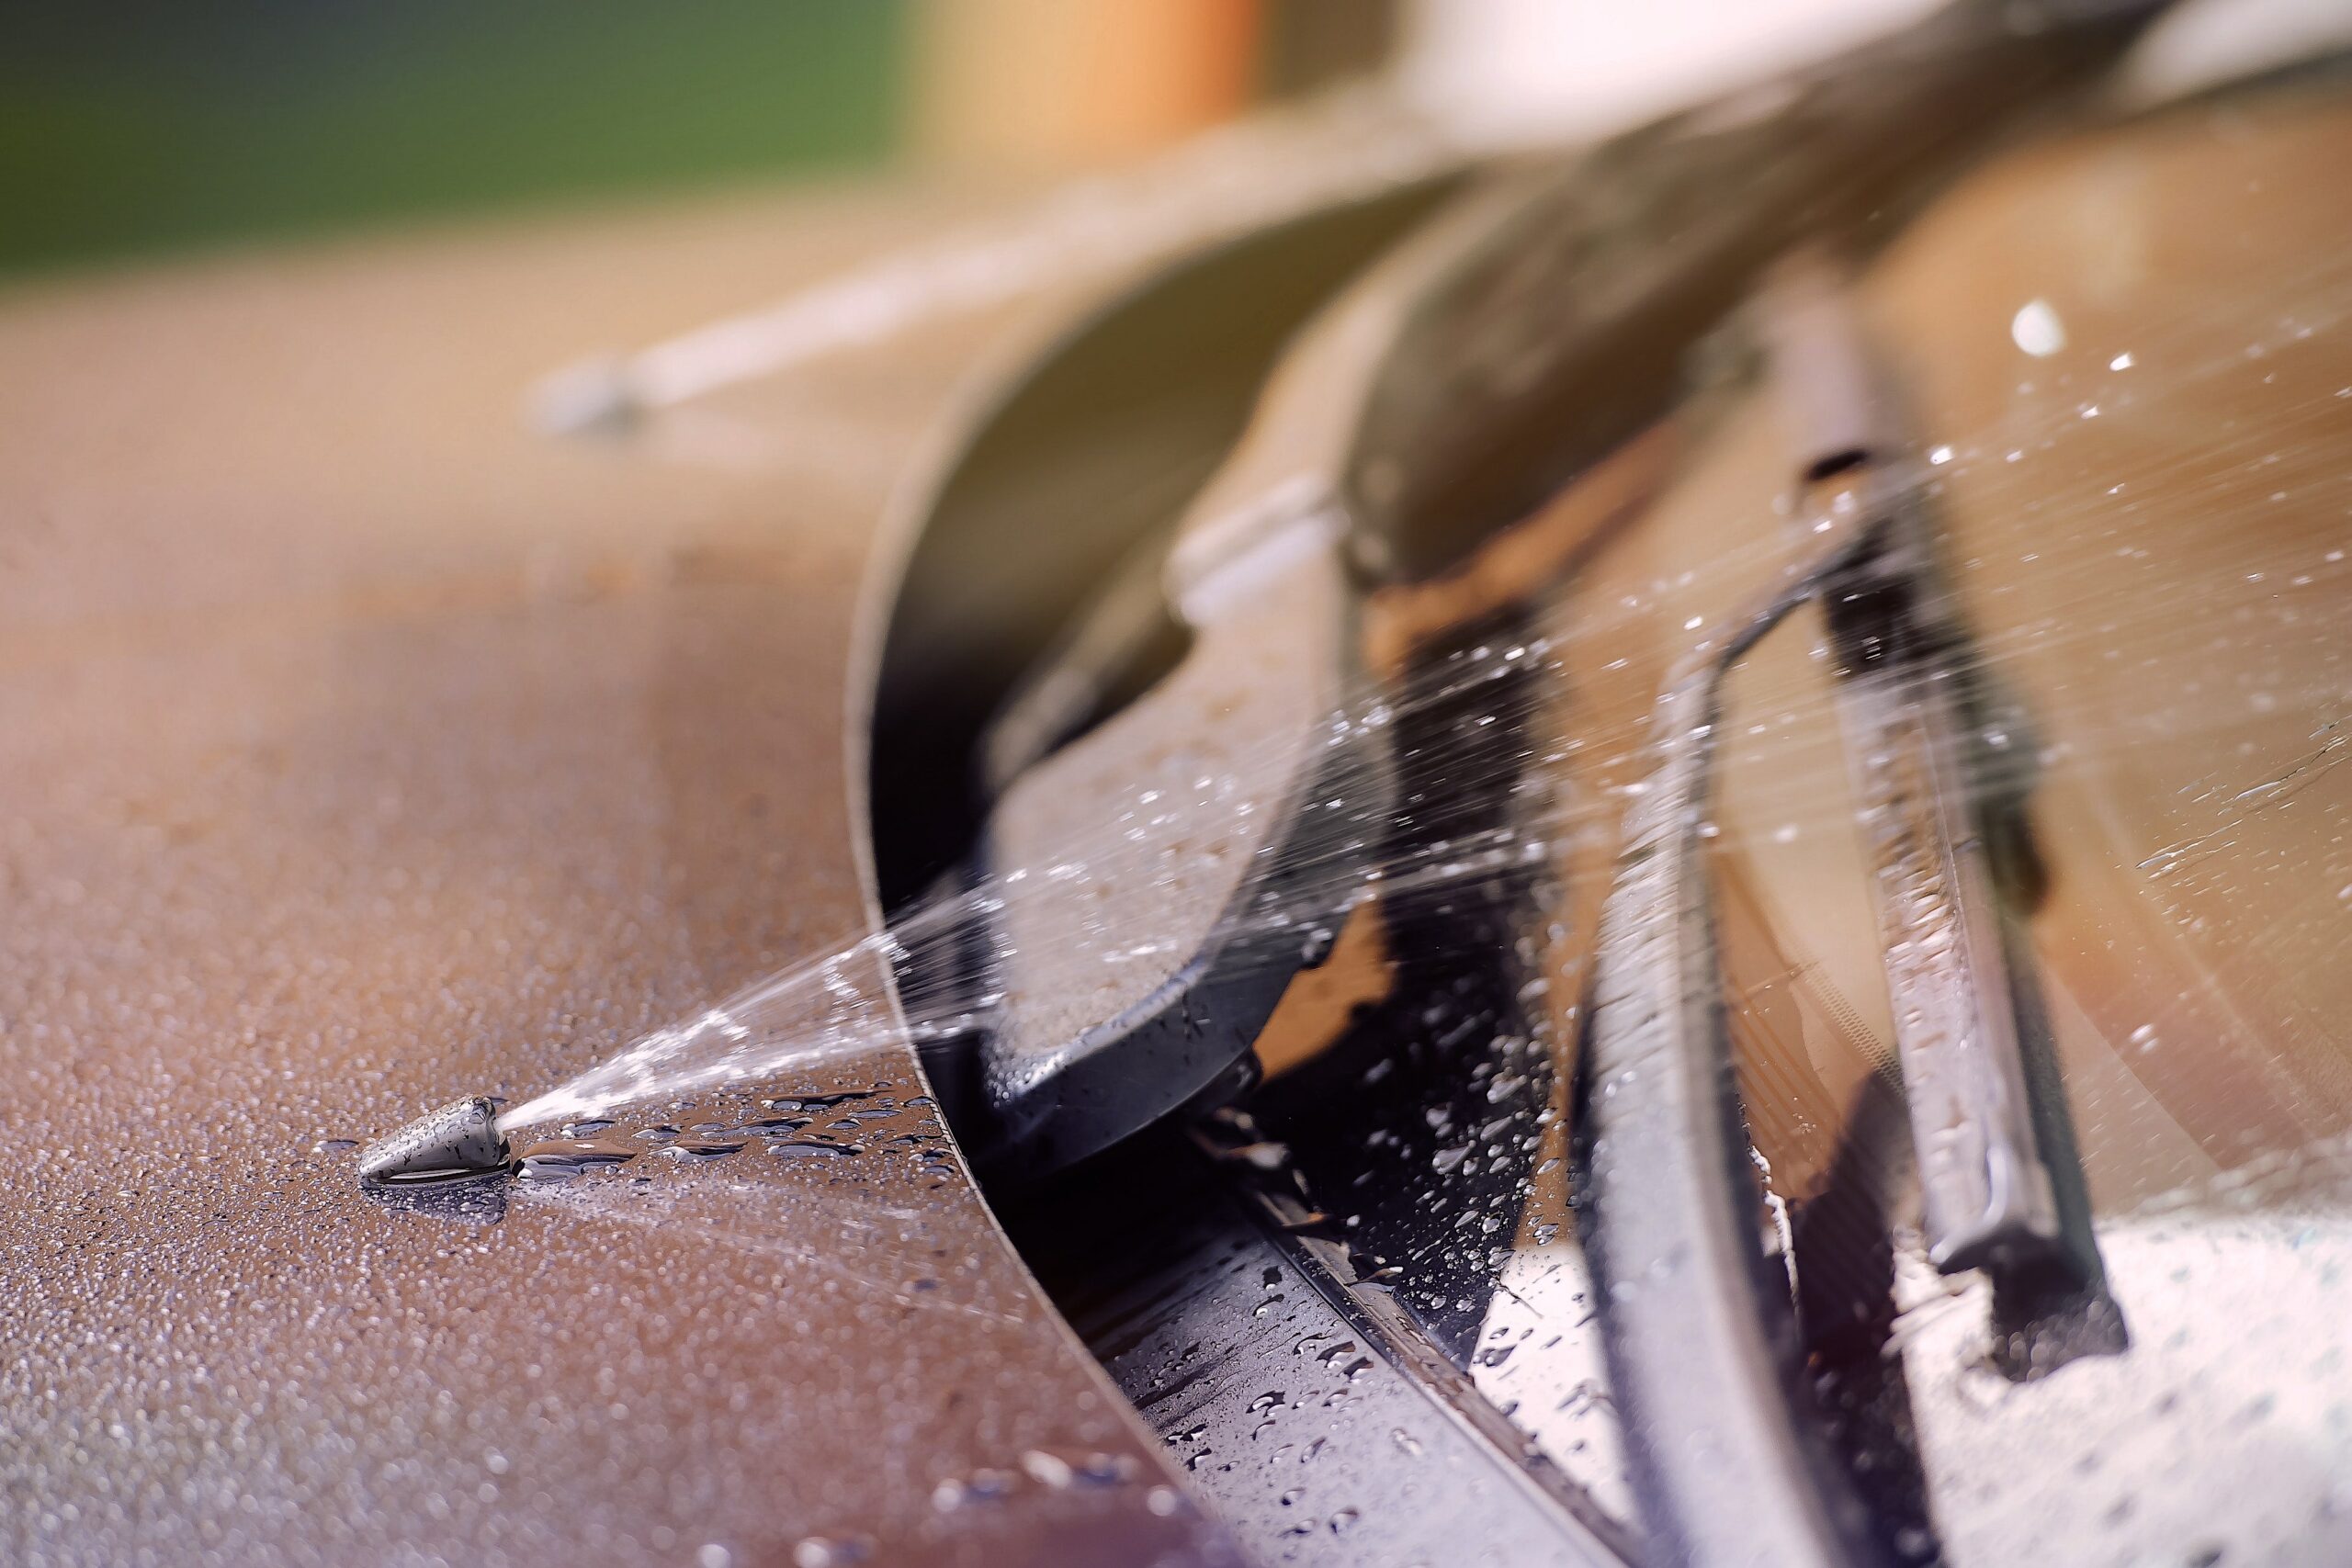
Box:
[1821,505,2067,1275]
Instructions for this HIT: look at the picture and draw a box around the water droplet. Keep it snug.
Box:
[1021,1450,1074,1489]
[2012,299,2066,356]
[660,1139,746,1163]
[516,1147,629,1180]
[792,1538,871,1568]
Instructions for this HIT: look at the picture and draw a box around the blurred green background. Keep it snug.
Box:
[0,0,902,277]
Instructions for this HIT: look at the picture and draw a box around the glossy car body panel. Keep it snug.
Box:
[0,186,1238,1566]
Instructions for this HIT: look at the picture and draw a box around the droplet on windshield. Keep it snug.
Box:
[2012,298,2067,356]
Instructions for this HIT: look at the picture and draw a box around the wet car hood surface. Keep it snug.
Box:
[0,185,1234,1566]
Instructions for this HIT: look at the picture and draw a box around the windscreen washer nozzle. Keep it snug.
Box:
[359,1097,512,1184]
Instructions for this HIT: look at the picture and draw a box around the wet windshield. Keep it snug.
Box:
[1572,71,2352,1565]
[1218,63,2352,1567]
